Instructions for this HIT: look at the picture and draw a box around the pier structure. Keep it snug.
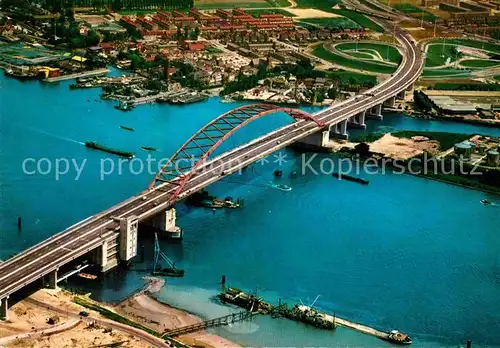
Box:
[0,24,424,319]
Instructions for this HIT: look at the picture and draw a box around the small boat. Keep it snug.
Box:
[141,146,157,151]
[481,199,492,205]
[268,182,292,192]
[386,330,412,345]
[120,125,134,131]
[78,272,97,280]
[115,101,134,111]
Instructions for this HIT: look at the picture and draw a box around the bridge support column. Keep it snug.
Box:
[367,104,383,120]
[348,111,366,129]
[329,120,348,140]
[397,90,406,100]
[150,208,183,240]
[386,96,396,108]
[44,269,58,289]
[119,216,138,262]
[93,241,112,272]
[295,129,331,150]
[0,297,8,320]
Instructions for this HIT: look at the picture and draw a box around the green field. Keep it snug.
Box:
[425,44,461,67]
[346,51,375,59]
[299,17,361,30]
[431,39,500,55]
[392,3,437,22]
[313,45,397,74]
[295,0,341,11]
[421,68,472,78]
[330,9,384,32]
[246,9,296,17]
[266,0,290,6]
[460,59,500,68]
[336,42,402,64]
[496,76,500,81]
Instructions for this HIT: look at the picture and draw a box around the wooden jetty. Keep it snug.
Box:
[162,311,253,338]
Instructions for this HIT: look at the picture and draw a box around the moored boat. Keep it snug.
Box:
[120,125,134,131]
[386,330,412,345]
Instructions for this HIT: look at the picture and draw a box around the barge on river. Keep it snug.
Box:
[84,142,135,158]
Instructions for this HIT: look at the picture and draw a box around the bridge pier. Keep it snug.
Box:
[0,297,8,320]
[330,119,349,140]
[119,216,138,261]
[385,96,396,108]
[149,208,183,240]
[44,269,58,289]
[295,129,331,150]
[348,111,367,129]
[367,104,383,120]
[397,90,406,100]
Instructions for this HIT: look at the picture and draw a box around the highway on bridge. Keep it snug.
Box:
[0,23,424,302]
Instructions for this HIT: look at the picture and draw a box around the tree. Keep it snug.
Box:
[190,26,200,40]
[86,30,101,47]
[354,143,371,157]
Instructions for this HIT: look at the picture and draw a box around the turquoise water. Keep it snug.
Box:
[1,73,500,347]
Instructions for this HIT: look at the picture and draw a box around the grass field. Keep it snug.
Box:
[295,0,341,11]
[421,68,472,78]
[425,43,460,67]
[431,39,500,55]
[346,51,375,59]
[392,3,437,22]
[246,9,296,16]
[266,0,290,6]
[336,42,402,64]
[330,9,384,32]
[194,0,270,9]
[460,59,500,68]
[496,76,500,81]
[299,17,361,30]
[313,45,397,74]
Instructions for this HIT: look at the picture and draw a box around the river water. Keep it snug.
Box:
[1,73,499,347]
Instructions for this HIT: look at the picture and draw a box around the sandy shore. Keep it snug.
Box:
[0,277,240,348]
[115,278,241,348]
[369,133,439,159]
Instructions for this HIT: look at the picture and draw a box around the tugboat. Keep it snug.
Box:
[115,101,134,112]
[386,330,412,345]
[481,199,492,205]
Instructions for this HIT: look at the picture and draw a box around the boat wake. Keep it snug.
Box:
[22,126,84,145]
[268,182,292,192]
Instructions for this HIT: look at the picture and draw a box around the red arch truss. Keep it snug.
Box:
[148,104,325,200]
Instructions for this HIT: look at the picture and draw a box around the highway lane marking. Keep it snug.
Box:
[0,32,423,286]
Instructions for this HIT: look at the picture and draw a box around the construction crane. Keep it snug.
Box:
[152,233,184,277]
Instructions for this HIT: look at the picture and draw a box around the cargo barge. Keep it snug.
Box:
[332,172,369,185]
[84,141,135,158]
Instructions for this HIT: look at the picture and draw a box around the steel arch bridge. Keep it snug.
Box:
[148,104,325,202]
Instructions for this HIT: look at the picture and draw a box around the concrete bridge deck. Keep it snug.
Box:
[0,23,424,317]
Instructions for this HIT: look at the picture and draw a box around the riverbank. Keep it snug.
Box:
[0,278,240,348]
